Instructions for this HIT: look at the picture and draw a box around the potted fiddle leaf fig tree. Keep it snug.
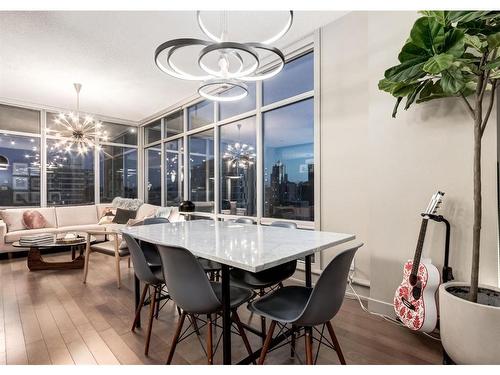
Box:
[379,11,500,364]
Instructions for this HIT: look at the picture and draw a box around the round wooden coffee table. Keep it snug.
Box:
[13,234,95,271]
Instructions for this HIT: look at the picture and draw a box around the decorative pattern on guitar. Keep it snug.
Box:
[394,260,429,330]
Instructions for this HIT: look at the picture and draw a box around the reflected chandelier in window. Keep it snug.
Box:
[223,124,256,169]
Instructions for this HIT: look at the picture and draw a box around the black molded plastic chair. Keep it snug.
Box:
[133,217,170,268]
[234,217,255,224]
[123,233,166,356]
[248,244,363,365]
[230,221,299,341]
[156,244,255,365]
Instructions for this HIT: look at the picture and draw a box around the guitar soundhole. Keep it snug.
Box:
[409,274,418,286]
[412,282,422,300]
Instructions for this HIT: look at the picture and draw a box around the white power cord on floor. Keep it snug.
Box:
[346,271,441,341]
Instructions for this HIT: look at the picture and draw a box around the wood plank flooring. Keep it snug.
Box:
[0,251,442,365]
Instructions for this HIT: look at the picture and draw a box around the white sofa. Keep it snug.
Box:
[0,203,181,253]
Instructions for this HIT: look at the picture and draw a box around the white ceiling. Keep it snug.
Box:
[0,11,347,123]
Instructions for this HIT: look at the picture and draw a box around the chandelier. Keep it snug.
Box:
[47,83,108,154]
[155,11,293,102]
[223,124,256,169]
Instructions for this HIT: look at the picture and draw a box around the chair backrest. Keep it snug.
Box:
[143,217,170,225]
[234,217,254,225]
[270,221,298,229]
[295,244,363,326]
[156,244,222,314]
[122,233,162,285]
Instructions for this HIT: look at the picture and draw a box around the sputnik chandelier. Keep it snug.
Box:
[223,124,256,169]
[47,83,108,154]
[155,11,293,102]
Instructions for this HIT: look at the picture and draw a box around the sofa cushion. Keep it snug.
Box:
[22,210,47,229]
[56,205,98,227]
[0,207,57,232]
[4,227,58,243]
[112,208,136,224]
[136,203,158,220]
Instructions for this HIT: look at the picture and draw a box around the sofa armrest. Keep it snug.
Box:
[0,220,6,246]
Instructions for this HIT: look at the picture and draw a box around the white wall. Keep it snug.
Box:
[320,11,498,313]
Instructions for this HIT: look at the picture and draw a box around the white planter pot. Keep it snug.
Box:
[439,281,500,364]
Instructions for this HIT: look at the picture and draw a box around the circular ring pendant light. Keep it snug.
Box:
[198,79,248,102]
[154,11,293,102]
[196,10,293,45]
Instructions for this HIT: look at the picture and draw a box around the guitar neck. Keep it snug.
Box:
[411,218,429,278]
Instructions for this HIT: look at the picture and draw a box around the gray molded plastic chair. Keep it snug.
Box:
[131,217,170,268]
[234,217,254,224]
[230,221,299,342]
[123,233,165,356]
[248,243,363,365]
[156,244,255,364]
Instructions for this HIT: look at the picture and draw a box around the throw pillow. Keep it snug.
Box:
[22,210,47,229]
[98,207,116,225]
[0,210,25,232]
[112,208,137,224]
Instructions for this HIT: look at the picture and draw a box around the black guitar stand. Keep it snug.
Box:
[423,213,455,364]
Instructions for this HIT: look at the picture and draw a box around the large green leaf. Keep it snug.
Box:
[464,34,485,51]
[410,17,445,53]
[378,79,419,97]
[444,29,466,57]
[398,42,431,62]
[423,53,454,74]
[420,11,446,25]
[392,97,403,118]
[416,80,452,103]
[384,58,427,82]
[490,69,500,79]
[483,57,500,70]
[441,67,465,94]
[487,32,500,48]
[446,11,490,25]
[405,80,431,110]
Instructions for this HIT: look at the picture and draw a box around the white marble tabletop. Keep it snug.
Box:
[121,220,356,272]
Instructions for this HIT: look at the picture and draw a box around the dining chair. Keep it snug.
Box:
[234,217,255,225]
[132,217,170,268]
[248,244,363,365]
[230,221,299,342]
[123,233,165,355]
[156,243,255,365]
[82,229,130,288]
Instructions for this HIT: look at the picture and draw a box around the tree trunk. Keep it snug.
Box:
[469,114,483,303]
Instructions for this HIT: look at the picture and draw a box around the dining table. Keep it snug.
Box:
[121,219,355,365]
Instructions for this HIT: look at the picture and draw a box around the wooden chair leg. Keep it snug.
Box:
[132,284,148,331]
[155,287,161,319]
[326,321,346,365]
[305,327,313,365]
[166,311,186,364]
[258,320,276,365]
[207,314,213,365]
[144,286,157,356]
[232,311,255,364]
[115,255,121,289]
[128,257,131,268]
[82,245,91,284]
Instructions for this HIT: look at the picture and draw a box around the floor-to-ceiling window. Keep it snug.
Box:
[141,50,315,224]
[189,128,214,212]
[145,146,162,205]
[0,103,138,208]
[0,104,41,206]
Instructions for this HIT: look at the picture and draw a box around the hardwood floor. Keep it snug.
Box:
[0,251,442,365]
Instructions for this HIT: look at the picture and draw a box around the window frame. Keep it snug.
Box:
[140,42,318,230]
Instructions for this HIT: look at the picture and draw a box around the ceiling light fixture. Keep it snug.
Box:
[47,83,108,154]
[155,11,292,102]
